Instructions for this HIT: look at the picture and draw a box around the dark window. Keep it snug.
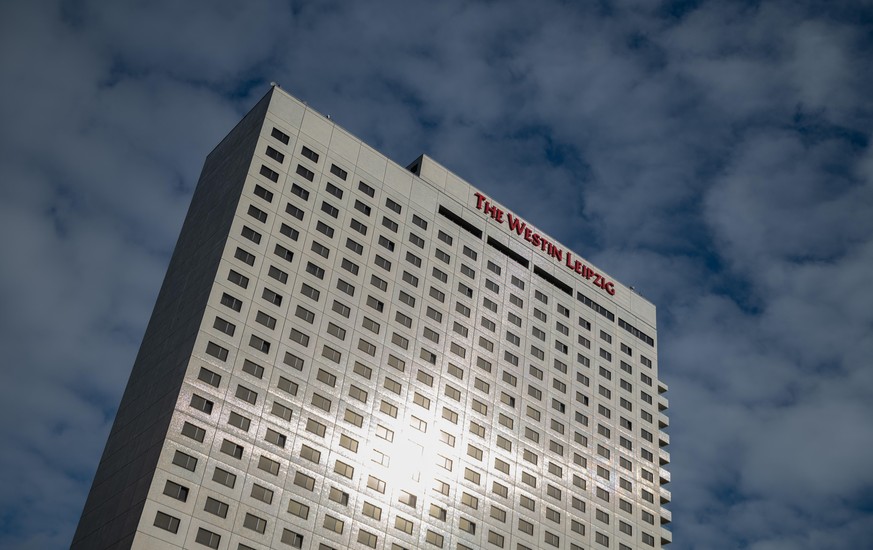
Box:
[354,199,372,216]
[234,248,255,266]
[247,204,267,223]
[260,165,279,182]
[385,197,402,214]
[301,145,319,163]
[266,146,285,163]
[290,183,309,200]
[321,201,339,218]
[286,203,305,220]
[296,164,315,182]
[253,184,273,203]
[274,244,294,263]
[271,127,290,144]
[330,164,348,180]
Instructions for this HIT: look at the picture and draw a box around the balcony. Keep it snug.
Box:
[661,526,673,545]
[660,485,672,504]
[659,467,671,484]
[659,431,670,447]
[658,380,668,394]
[660,507,672,524]
[659,447,670,466]
[659,411,669,429]
[658,395,669,411]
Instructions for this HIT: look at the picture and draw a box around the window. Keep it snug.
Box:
[330,163,348,180]
[290,183,310,201]
[311,393,332,412]
[406,212,426,230]
[518,518,534,535]
[243,512,268,534]
[220,439,244,459]
[431,267,448,284]
[293,471,315,491]
[194,527,221,549]
[296,163,315,182]
[331,300,351,319]
[394,516,414,535]
[324,487,349,509]
[544,531,560,547]
[378,235,395,251]
[354,199,371,216]
[408,232,425,248]
[388,354,406,372]
[271,401,293,422]
[358,529,379,549]
[323,514,344,534]
[260,165,279,182]
[264,266,287,286]
[461,492,480,509]
[391,332,409,349]
[240,225,261,244]
[270,126,290,144]
[254,310,276,330]
[323,181,343,199]
[471,318,494,337]
[228,411,251,431]
[211,466,236,488]
[374,254,391,271]
[250,483,274,505]
[234,247,256,267]
[371,274,388,292]
[381,196,401,214]
[305,418,326,438]
[358,181,375,197]
[190,394,214,414]
[162,479,189,502]
[248,334,270,353]
[281,529,304,548]
[314,221,336,240]
[300,283,320,302]
[181,421,206,443]
[235,385,257,405]
[382,216,399,233]
[284,498,310,522]
[367,475,386,494]
[395,311,413,329]
[285,203,304,220]
[152,511,182,536]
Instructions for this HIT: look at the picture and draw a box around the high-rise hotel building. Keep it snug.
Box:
[73,87,670,550]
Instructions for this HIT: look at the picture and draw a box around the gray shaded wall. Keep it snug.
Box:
[71,89,275,550]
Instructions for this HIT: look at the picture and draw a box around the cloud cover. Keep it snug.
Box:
[1,0,872,548]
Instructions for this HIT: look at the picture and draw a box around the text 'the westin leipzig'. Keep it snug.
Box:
[73,87,670,550]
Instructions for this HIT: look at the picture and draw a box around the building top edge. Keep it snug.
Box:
[267,86,657,330]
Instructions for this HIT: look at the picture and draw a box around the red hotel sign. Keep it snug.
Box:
[474,192,616,296]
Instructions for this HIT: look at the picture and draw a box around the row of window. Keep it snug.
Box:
[168,128,666,548]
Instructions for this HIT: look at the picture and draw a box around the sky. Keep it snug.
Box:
[1,0,872,548]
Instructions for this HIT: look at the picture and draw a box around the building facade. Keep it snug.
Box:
[73,86,670,550]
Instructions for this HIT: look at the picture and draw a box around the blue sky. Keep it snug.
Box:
[1,0,872,548]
